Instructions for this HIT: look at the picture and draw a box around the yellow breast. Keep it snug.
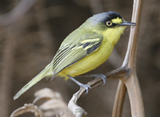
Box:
[57,26,126,80]
[57,39,113,79]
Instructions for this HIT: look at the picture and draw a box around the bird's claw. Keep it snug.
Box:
[90,74,107,84]
[80,84,91,94]
[68,75,91,94]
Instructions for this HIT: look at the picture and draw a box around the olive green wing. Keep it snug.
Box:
[52,32,103,75]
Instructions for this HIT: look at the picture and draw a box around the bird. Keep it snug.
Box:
[14,11,136,100]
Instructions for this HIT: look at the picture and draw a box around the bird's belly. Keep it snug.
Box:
[58,40,114,79]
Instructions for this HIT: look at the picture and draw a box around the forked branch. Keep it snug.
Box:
[113,0,144,117]
[68,0,144,117]
[68,67,130,116]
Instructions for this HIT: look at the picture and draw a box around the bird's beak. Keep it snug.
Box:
[119,21,136,26]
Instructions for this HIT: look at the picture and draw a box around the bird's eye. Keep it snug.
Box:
[106,21,112,26]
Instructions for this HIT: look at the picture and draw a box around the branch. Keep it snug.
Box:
[112,81,126,117]
[68,67,130,116]
[113,0,144,117]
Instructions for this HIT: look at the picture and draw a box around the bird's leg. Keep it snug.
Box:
[68,75,91,94]
[88,74,107,84]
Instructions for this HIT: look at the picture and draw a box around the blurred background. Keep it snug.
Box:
[0,0,160,117]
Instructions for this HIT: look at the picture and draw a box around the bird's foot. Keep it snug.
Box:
[68,75,91,94]
[80,84,91,94]
[90,74,107,84]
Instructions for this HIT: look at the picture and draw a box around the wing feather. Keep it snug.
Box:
[53,32,103,75]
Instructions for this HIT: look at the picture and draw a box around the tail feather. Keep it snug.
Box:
[13,64,53,100]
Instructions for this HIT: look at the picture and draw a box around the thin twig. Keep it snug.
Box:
[112,81,126,117]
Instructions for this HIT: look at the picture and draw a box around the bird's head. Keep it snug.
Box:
[87,11,136,30]
[85,11,136,44]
